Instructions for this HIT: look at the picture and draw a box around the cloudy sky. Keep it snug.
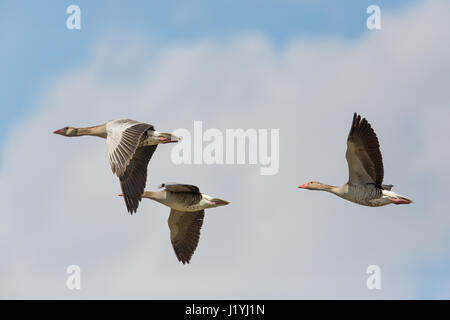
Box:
[1,0,450,299]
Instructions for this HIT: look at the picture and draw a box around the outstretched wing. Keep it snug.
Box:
[106,119,155,213]
[168,209,205,264]
[345,113,384,187]
[160,183,200,194]
[119,145,157,213]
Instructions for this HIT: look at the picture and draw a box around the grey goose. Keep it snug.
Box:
[121,183,229,264]
[299,113,412,207]
[54,119,180,213]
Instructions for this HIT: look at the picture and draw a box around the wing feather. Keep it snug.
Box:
[106,119,155,213]
[160,183,201,194]
[106,120,153,176]
[346,113,384,187]
[168,209,205,264]
[119,145,157,213]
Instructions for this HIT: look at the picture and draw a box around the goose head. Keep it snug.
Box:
[298,181,326,190]
[53,126,77,136]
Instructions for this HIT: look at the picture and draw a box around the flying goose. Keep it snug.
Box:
[298,113,413,207]
[121,183,229,264]
[54,119,180,213]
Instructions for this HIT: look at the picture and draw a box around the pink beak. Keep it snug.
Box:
[298,183,308,189]
[53,128,65,135]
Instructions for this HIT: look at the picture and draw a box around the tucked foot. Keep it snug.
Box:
[391,198,413,205]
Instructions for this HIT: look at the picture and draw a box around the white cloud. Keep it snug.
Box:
[1,0,450,299]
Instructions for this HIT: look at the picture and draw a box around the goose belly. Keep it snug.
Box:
[168,202,206,212]
[342,185,387,207]
[163,193,208,212]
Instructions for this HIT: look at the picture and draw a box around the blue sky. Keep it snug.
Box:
[0,0,417,161]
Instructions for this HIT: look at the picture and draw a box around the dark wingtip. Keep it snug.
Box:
[121,193,139,214]
[175,251,191,264]
[130,205,138,214]
[349,112,360,137]
[352,112,359,125]
[53,128,65,135]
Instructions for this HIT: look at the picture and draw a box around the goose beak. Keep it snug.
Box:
[211,199,230,207]
[118,194,123,197]
[298,183,308,189]
[53,128,65,135]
